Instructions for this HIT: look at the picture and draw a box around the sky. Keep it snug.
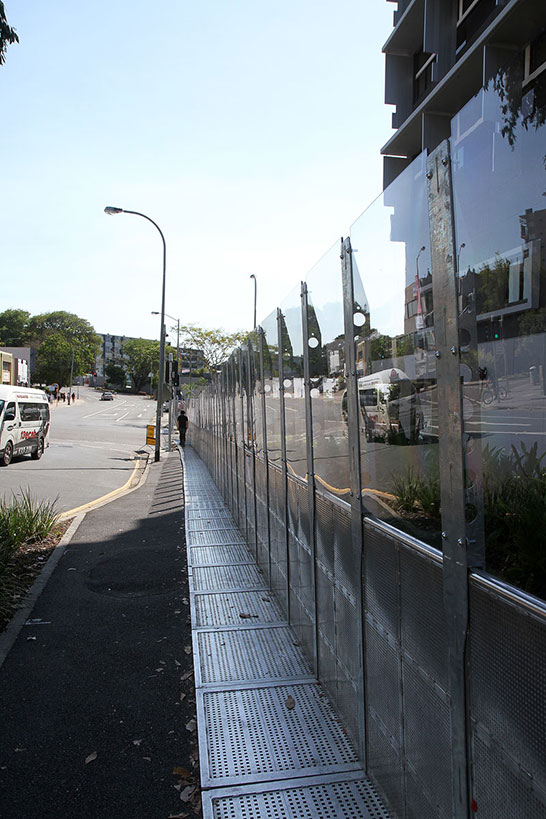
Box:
[1,0,394,343]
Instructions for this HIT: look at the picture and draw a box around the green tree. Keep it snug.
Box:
[122,338,160,393]
[0,2,18,66]
[29,311,101,386]
[33,333,92,386]
[0,308,30,345]
[121,337,176,394]
[178,325,246,373]
[104,361,127,388]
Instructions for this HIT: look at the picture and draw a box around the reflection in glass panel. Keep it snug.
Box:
[453,59,546,599]
[250,331,263,457]
[305,243,350,500]
[350,154,440,548]
[279,285,306,479]
[261,309,282,465]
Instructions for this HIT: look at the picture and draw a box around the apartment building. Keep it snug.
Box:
[382,0,545,186]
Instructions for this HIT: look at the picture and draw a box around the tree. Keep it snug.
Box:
[33,333,94,386]
[121,338,160,393]
[0,308,30,345]
[0,2,18,66]
[29,311,101,386]
[104,361,127,388]
[178,325,246,372]
[119,337,172,394]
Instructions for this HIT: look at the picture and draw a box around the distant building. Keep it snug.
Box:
[0,347,35,386]
[93,333,206,388]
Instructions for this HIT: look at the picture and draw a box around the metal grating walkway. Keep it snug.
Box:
[183,446,391,819]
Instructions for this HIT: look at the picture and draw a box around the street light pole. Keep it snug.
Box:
[250,274,257,329]
[152,310,180,449]
[105,206,166,462]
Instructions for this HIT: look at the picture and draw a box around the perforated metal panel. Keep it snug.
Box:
[187,528,246,546]
[203,773,390,819]
[200,681,359,787]
[187,509,233,522]
[400,547,447,693]
[402,660,451,819]
[193,590,285,627]
[196,626,311,685]
[191,564,266,592]
[189,544,252,566]
[468,579,546,814]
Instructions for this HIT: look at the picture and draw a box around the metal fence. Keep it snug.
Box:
[188,64,546,819]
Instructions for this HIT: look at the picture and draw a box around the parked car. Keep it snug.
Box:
[162,400,169,413]
[100,392,114,401]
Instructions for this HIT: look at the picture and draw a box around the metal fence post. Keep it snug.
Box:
[239,347,249,540]
[301,281,319,677]
[230,356,240,525]
[340,235,367,768]
[426,141,471,819]
[277,307,291,622]
[258,326,273,586]
[247,339,258,562]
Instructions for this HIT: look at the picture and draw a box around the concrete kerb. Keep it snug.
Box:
[0,447,158,670]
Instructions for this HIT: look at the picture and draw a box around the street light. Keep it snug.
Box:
[249,274,257,329]
[105,205,166,462]
[457,242,466,273]
[152,310,180,452]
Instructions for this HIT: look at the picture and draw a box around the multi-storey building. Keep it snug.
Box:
[382,0,545,186]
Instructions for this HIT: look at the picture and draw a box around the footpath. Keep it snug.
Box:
[0,450,200,819]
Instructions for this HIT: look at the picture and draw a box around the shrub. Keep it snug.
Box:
[0,490,59,620]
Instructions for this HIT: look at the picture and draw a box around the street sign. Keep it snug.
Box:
[146,424,156,445]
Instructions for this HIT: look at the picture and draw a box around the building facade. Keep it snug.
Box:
[382,0,545,186]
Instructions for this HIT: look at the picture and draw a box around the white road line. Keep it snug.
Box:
[466,421,532,427]
[116,412,129,422]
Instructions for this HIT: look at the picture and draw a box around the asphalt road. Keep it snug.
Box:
[0,387,165,514]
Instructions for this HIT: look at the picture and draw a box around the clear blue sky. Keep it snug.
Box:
[1,0,394,341]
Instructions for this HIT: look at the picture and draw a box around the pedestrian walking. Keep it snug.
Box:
[71,392,76,403]
[177,408,189,447]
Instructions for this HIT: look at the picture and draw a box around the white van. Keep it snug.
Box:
[0,386,51,466]
[342,368,421,443]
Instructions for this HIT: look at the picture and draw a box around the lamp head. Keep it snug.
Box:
[104,206,124,215]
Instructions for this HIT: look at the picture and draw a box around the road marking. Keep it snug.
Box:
[116,412,129,422]
[58,455,146,520]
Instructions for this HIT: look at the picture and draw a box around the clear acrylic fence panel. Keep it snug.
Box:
[261,308,282,467]
[280,284,307,481]
[350,153,440,551]
[452,58,546,603]
[305,243,351,500]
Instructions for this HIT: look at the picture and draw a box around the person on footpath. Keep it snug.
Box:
[177,407,189,447]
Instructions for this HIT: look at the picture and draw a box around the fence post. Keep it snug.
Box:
[258,326,273,587]
[340,235,367,768]
[277,307,291,621]
[301,280,319,678]
[230,356,240,525]
[247,339,258,562]
[426,140,471,819]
